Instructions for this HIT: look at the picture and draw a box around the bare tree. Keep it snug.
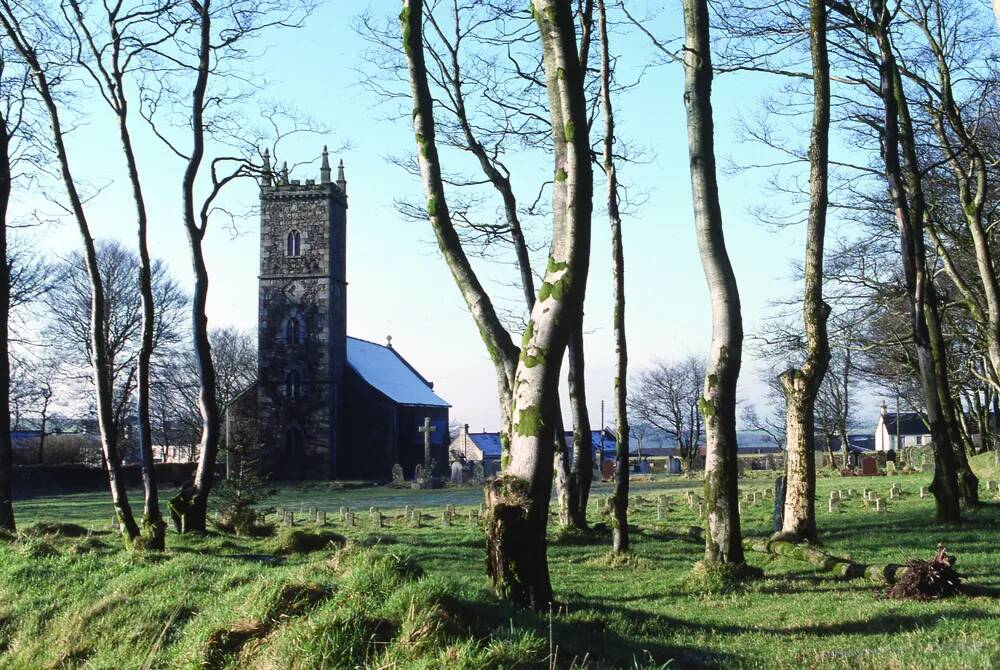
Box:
[403,0,592,609]
[138,0,311,532]
[0,45,20,532]
[774,0,831,544]
[361,0,600,529]
[830,0,963,520]
[62,0,175,547]
[681,0,746,569]
[0,0,143,543]
[597,0,630,554]
[629,357,705,474]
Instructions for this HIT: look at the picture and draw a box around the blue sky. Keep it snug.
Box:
[12,1,828,432]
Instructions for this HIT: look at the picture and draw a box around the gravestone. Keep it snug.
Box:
[391,463,405,486]
[773,475,787,533]
[451,461,465,484]
[986,480,997,493]
[920,486,927,498]
[886,460,896,476]
[412,464,427,490]
[339,506,347,521]
[601,459,615,481]
[409,508,421,528]
[828,499,838,513]
[473,462,486,484]
[875,498,885,513]
[346,511,355,527]
[317,510,326,525]
[921,459,934,473]
[860,456,878,476]
[639,459,651,475]
[669,457,682,474]
[370,507,382,529]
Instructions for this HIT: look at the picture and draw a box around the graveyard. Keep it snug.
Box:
[0,453,997,669]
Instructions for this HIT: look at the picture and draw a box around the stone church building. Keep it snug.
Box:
[227,148,450,481]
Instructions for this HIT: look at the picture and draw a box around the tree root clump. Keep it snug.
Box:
[884,545,961,600]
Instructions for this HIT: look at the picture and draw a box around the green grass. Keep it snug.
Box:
[2,468,1000,669]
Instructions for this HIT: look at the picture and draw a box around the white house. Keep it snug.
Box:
[874,403,932,452]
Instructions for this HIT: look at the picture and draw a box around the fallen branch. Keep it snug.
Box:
[656,524,909,583]
[743,537,909,583]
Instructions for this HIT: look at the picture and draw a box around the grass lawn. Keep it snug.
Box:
[1,456,999,669]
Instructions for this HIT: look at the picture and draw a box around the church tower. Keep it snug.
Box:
[257,147,348,478]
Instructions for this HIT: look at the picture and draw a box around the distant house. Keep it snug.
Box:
[447,426,622,475]
[874,405,931,452]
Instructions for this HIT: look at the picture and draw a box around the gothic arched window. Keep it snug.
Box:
[284,425,304,471]
[286,317,301,345]
[286,230,301,257]
[285,369,302,398]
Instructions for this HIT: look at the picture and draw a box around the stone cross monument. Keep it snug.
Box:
[418,417,436,470]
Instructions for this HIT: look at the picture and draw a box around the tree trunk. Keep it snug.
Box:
[776,0,831,545]
[839,346,851,469]
[598,0,629,554]
[110,48,166,548]
[552,419,572,526]
[494,0,592,608]
[404,0,592,609]
[0,104,13,533]
[179,2,222,533]
[0,12,141,543]
[867,0,960,522]
[681,0,745,566]
[566,327,592,528]
[38,399,47,465]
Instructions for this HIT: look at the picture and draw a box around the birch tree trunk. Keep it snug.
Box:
[404,0,591,609]
[0,96,13,533]
[776,0,831,544]
[0,5,141,543]
[681,0,745,565]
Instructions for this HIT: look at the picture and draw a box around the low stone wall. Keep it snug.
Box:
[12,462,218,493]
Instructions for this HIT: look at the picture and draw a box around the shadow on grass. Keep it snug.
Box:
[568,596,996,642]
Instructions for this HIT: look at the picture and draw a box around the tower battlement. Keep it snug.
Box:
[260,146,348,206]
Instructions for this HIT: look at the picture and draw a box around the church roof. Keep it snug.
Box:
[346,337,450,408]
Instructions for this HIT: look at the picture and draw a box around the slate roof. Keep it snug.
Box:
[468,432,503,458]
[465,429,621,460]
[346,337,450,408]
[881,412,930,436]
